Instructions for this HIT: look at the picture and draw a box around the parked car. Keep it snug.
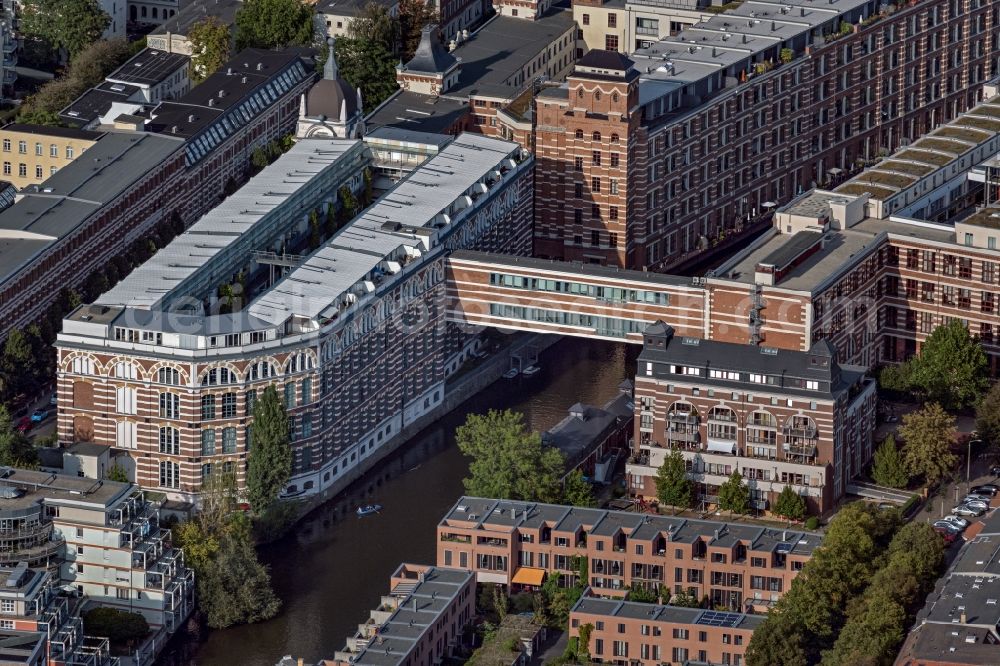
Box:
[953,504,986,517]
[48,393,57,407]
[29,409,48,423]
[933,525,959,544]
[963,500,991,513]
[972,484,999,496]
[14,417,30,433]
[876,502,896,511]
[933,520,962,535]
[885,415,899,423]
[942,515,970,530]
[961,495,992,506]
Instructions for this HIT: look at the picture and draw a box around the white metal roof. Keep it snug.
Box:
[248,133,521,325]
[97,138,363,309]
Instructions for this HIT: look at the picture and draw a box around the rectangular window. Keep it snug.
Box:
[201,429,216,456]
[201,395,216,420]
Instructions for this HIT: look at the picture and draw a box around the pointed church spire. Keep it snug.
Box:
[324,37,338,81]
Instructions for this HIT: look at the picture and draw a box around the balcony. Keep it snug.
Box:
[783,441,819,460]
[781,425,817,439]
[668,412,699,426]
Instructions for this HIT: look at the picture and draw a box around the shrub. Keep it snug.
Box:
[805,516,820,530]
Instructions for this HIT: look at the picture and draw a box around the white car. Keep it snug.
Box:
[942,515,970,530]
[963,499,991,511]
[953,504,985,517]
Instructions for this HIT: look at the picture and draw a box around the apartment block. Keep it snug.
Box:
[534,0,998,270]
[329,564,475,666]
[437,497,819,612]
[56,133,533,503]
[573,0,712,54]
[570,589,761,665]
[0,124,103,190]
[627,322,877,514]
[0,468,193,632]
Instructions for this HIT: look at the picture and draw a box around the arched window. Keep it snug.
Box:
[159,461,179,488]
[612,92,620,103]
[159,427,179,455]
[113,361,138,379]
[159,393,179,419]
[592,131,601,141]
[594,90,601,101]
[577,89,584,98]
[610,133,620,143]
[201,430,216,456]
[158,367,180,385]
[575,129,584,139]
[249,362,275,381]
[152,6,158,18]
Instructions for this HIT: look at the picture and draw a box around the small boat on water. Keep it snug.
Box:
[356,504,382,517]
[522,365,541,377]
[502,368,520,379]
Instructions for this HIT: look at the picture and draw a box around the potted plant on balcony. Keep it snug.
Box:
[780,48,794,64]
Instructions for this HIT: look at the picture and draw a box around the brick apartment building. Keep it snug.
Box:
[570,589,761,665]
[627,322,877,515]
[0,48,313,341]
[436,497,820,612]
[532,0,999,270]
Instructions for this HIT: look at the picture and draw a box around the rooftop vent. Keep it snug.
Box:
[760,347,778,355]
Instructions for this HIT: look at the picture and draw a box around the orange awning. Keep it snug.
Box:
[511,567,546,586]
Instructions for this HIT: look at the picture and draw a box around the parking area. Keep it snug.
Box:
[10,389,57,442]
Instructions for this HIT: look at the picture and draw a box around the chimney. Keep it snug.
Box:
[256,62,263,71]
[188,114,194,122]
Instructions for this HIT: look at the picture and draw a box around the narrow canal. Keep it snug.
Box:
[161,337,638,665]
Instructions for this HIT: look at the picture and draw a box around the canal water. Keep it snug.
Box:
[161,337,637,666]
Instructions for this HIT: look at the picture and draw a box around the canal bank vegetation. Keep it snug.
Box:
[456,410,595,507]
[174,472,282,629]
[246,385,293,514]
[745,503,944,666]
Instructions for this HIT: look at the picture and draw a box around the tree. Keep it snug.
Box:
[561,469,595,507]
[397,0,437,60]
[773,485,807,522]
[718,470,750,516]
[235,0,314,50]
[627,583,659,604]
[899,403,957,485]
[246,385,292,513]
[2,329,36,398]
[456,410,565,503]
[20,0,110,59]
[198,519,281,628]
[870,435,909,489]
[0,406,36,467]
[976,382,1000,448]
[189,17,231,83]
[349,2,398,49]
[669,590,702,608]
[907,320,989,409]
[335,36,400,109]
[654,448,693,509]
[82,608,149,646]
[106,464,129,483]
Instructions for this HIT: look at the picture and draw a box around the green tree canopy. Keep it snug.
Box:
[189,17,232,83]
[718,470,750,515]
[456,409,564,503]
[906,320,989,409]
[899,403,957,485]
[654,448,693,508]
[198,518,282,628]
[106,464,129,483]
[561,469,595,507]
[235,0,314,50]
[0,406,36,467]
[349,2,398,49]
[335,36,400,110]
[976,381,1000,447]
[82,608,149,645]
[397,0,437,60]
[20,0,110,59]
[773,485,807,522]
[870,435,909,489]
[246,385,292,513]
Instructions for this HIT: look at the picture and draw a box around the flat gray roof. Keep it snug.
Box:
[366,90,469,135]
[0,468,131,512]
[450,250,694,287]
[151,0,243,36]
[0,132,184,288]
[349,567,473,666]
[572,594,765,630]
[106,47,189,87]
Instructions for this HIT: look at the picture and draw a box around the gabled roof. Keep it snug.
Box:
[577,49,634,72]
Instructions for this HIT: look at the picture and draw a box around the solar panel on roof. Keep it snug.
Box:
[696,610,742,627]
